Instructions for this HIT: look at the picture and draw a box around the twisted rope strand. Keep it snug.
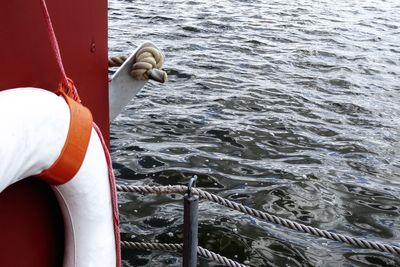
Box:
[108,56,128,67]
[116,184,400,255]
[120,241,248,267]
[108,54,167,83]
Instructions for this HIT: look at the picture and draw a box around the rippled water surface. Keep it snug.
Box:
[108,0,400,266]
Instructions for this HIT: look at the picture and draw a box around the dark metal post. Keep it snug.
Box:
[183,177,199,267]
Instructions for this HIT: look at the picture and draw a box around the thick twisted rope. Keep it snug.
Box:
[121,241,248,267]
[130,47,164,80]
[116,184,400,255]
[108,56,128,67]
[109,47,167,83]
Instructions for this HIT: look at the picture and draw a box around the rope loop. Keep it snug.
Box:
[131,47,167,82]
[108,47,168,83]
[55,78,81,103]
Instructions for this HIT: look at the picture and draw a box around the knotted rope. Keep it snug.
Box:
[117,184,400,255]
[109,46,167,83]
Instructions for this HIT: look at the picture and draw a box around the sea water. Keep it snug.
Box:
[109,0,400,266]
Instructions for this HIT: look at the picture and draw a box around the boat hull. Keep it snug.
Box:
[0,1,108,266]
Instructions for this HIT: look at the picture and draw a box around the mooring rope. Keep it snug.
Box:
[116,184,400,255]
[121,241,248,267]
[108,56,128,67]
[108,47,167,83]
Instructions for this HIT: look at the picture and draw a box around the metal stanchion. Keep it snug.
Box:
[183,177,199,267]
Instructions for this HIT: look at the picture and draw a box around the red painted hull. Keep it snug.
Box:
[0,1,108,266]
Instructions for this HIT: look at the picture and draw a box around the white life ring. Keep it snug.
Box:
[0,88,118,267]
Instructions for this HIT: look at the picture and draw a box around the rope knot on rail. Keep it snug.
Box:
[131,47,167,83]
[108,46,168,83]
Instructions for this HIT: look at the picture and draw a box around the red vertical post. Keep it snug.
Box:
[0,0,108,266]
[0,0,109,138]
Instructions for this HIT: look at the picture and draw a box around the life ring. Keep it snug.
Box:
[0,88,119,266]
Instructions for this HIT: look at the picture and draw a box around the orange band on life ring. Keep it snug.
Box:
[36,91,93,185]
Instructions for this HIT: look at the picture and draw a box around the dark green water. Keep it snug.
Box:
[109,0,400,266]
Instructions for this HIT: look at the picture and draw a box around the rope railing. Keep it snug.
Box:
[116,184,400,255]
[121,241,248,267]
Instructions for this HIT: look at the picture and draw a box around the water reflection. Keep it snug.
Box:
[109,0,400,265]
